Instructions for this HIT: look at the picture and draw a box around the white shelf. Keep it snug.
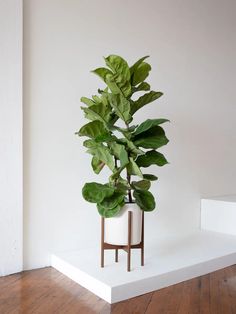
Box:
[201,195,236,235]
[51,231,236,303]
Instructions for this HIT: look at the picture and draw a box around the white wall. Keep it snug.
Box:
[0,0,23,276]
[23,0,236,269]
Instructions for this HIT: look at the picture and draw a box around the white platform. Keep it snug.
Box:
[201,195,236,235]
[51,231,236,303]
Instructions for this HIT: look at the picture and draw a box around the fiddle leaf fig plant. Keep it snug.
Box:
[76,55,169,218]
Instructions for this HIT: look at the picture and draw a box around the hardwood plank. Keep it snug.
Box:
[145,285,174,314]
[177,279,192,313]
[225,265,236,314]
[164,281,184,314]
[199,274,210,314]
[209,268,221,314]
[217,268,232,314]
[188,277,201,314]
[0,265,235,313]
[0,268,62,314]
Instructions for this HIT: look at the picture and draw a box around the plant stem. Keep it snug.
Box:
[127,172,133,203]
[125,121,133,203]
[114,157,118,186]
[114,157,118,169]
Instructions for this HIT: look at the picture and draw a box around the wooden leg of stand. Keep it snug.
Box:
[127,211,132,272]
[101,217,104,268]
[115,249,118,262]
[141,211,144,266]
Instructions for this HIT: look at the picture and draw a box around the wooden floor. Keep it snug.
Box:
[0,265,236,314]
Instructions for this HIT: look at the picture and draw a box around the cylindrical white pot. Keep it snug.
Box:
[105,203,142,245]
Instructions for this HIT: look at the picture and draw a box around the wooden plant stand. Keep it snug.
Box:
[101,211,144,272]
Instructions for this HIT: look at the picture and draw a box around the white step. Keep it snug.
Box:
[51,231,236,303]
[201,195,236,235]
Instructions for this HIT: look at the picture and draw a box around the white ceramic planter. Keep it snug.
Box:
[105,203,142,245]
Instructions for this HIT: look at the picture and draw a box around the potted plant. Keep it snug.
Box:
[76,55,169,246]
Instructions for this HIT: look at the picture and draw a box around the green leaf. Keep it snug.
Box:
[84,140,115,171]
[91,156,105,174]
[109,166,126,182]
[81,103,111,124]
[111,125,137,140]
[131,91,163,115]
[132,82,150,94]
[82,182,114,203]
[118,138,145,157]
[92,95,102,104]
[132,62,151,86]
[130,56,149,76]
[99,191,125,209]
[133,119,170,136]
[127,157,143,178]
[104,55,130,81]
[116,178,129,193]
[136,150,168,167]
[106,73,132,98]
[108,94,131,123]
[132,180,151,191]
[97,202,123,218]
[134,126,169,149]
[80,97,95,107]
[92,67,113,81]
[109,142,129,167]
[133,190,155,211]
[104,55,131,97]
[77,120,107,138]
[143,174,158,181]
[95,133,114,143]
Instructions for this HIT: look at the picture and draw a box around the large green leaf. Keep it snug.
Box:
[77,120,107,138]
[82,182,114,203]
[132,180,151,191]
[97,202,123,218]
[136,150,168,167]
[143,174,158,181]
[133,119,170,136]
[127,157,143,178]
[104,73,132,97]
[81,103,111,124]
[109,142,129,167]
[132,62,151,86]
[108,94,131,123]
[104,55,130,81]
[92,67,113,81]
[91,156,105,174]
[133,190,155,211]
[99,191,125,209]
[80,97,95,107]
[104,55,131,97]
[134,126,169,149]
[84,140,115,171]
[130,56,149,76]
[131,91,163,114]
